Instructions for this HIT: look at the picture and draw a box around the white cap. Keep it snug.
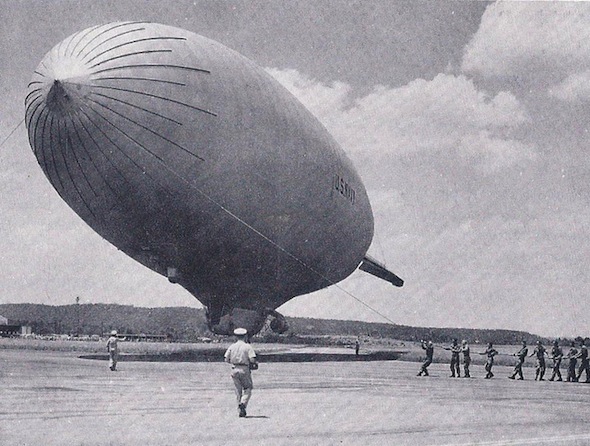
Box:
[233,328,247,336]
[111,330,117,335]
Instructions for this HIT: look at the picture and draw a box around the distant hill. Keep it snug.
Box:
[0,303,209,340]
[285,317,552,345]
[0,303,551,344]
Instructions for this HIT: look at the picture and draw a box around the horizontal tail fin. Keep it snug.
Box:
[359,255,404,287]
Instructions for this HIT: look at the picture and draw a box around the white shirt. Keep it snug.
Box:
[224,339,256,365]
[107,336,121,352]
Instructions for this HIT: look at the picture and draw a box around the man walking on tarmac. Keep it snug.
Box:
[509,340,528,380]
[565,341,578,382]
[444,339,461,378]
[479,342,499,379]
[549,340,563,382]
[530,341,547,381]
[106,330,126,371]
[224,328,258,417]
[576,338,589,383]
[461,340,471,378]
[417,340,434,376]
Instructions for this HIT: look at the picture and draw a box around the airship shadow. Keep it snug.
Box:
[79,349,405,363]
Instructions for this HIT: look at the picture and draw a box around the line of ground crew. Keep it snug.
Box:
[417,338,590,382]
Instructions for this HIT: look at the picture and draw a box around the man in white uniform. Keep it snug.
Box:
[224,328,258,417]
[106,330,125,371]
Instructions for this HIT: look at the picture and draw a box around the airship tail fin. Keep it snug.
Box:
[359,255,404,287]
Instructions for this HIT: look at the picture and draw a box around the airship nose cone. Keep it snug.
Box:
[46,79,82,114]
[35,51,92,117]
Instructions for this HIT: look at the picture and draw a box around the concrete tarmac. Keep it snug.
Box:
[1,349,590,445]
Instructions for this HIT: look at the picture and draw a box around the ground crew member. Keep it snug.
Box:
[529,341,547,381]
[417,340,434,376]
[509,340,528,380]
[355,338,360,356]
[565,341,578,382]
[548,340,563,382]
[224,327,258,418]
[575,338,589,383]
[444,339,461,377]
[461,340,471,378]
[106,330,125,371]
[478,342,498,379]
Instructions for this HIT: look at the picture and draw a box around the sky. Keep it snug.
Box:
[1,1,589,337]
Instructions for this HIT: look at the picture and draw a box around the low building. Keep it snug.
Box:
[0,314,32,337]
[0,325,23,337]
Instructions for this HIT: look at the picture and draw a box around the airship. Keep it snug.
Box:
[25,22,402,336]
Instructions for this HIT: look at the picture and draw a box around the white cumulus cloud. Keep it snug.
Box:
[267,69,534,173]
[462,2,590,79]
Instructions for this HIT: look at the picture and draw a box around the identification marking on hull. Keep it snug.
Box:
[334,174,356,204]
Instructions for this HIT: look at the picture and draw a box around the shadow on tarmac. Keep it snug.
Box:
[79,349,405,363]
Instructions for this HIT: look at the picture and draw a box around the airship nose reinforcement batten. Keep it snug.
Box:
[25,22,374,335]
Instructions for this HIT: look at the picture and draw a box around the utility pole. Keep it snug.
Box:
[75,296,80,336]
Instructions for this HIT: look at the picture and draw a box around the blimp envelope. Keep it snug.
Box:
[25,22,400,335]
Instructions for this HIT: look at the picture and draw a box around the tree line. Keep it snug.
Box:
[0,303,554,344]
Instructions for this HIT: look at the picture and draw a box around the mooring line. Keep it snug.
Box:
[0,119,24,150]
